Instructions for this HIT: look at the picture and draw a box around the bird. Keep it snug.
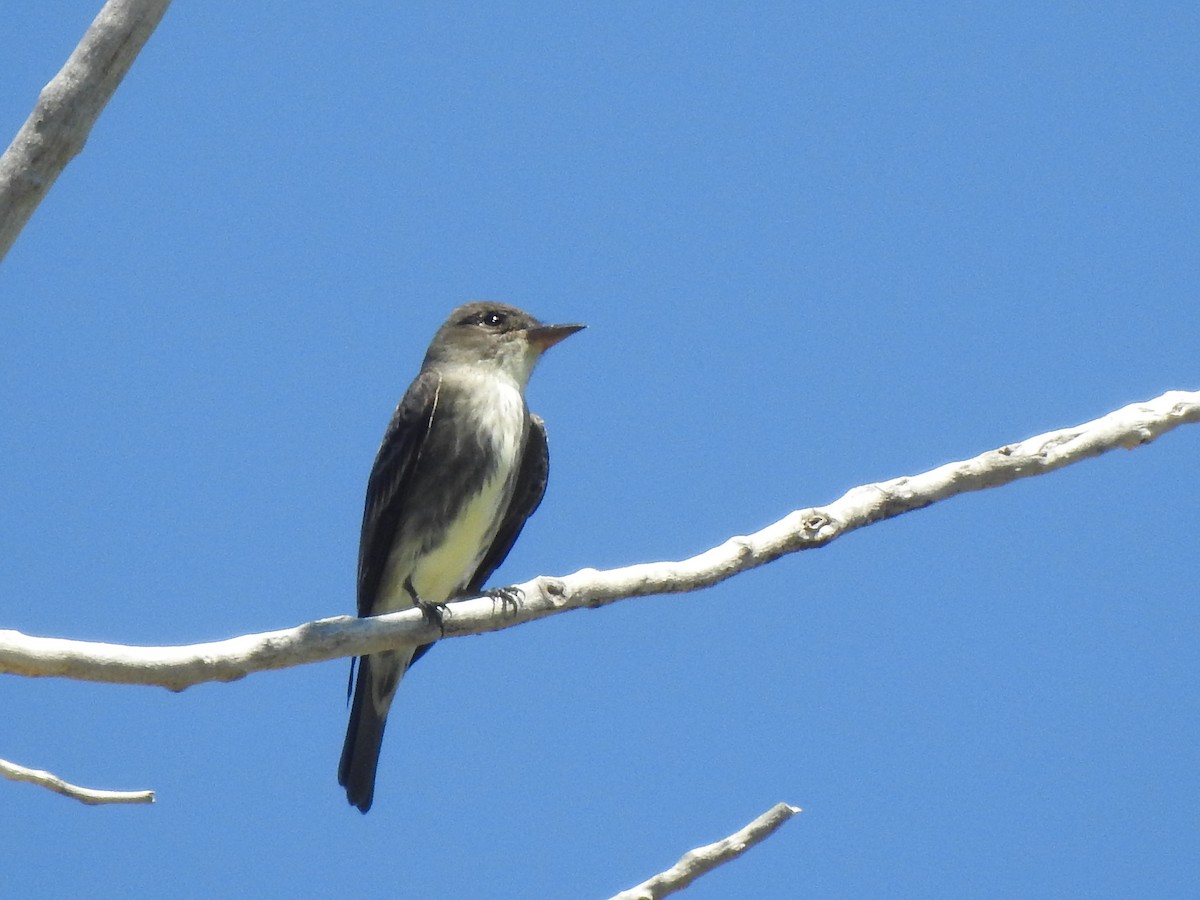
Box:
[338,301,584,812]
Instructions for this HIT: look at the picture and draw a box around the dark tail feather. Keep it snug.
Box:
[338,656,388,814]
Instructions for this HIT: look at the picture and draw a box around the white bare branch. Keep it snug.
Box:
[0,389,1196,690]
[0,756,154,805]
[0,0,172,262]
[607,802,802,900]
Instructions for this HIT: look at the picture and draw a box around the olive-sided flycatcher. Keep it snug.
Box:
[338,302,583,813]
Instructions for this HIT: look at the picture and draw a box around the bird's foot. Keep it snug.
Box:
[486,585,524,616]
[416,600,448,635]
[406,576,448,636]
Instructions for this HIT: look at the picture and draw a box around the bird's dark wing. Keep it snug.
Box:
[356,368,441,617]
[341,370,441,812]
[466,413,550,594]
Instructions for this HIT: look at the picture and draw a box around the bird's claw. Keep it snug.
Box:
[487,585,524,616]
[406,576,448,635]
[416,600,448,635]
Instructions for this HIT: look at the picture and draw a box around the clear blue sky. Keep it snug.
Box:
[3,3,1198,897]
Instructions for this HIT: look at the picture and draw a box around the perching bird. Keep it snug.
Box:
[338,302,584,812]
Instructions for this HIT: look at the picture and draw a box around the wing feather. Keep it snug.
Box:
[356,370,440,617]
[466,413,550,594]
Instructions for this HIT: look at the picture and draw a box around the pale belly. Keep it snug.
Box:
[406,472,509,604]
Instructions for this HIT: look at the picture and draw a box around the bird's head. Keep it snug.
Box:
[425,302,585,387]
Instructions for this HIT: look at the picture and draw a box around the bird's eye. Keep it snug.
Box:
[479,311,506,328]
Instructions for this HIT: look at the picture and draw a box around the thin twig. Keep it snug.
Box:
[608,803,802,900]
[0,756,154,805]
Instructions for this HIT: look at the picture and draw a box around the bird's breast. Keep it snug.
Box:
[378,373,527,610]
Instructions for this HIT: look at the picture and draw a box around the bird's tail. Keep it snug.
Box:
[338,654,392,813]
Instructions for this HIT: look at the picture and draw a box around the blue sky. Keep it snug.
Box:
[2,2,1198,897]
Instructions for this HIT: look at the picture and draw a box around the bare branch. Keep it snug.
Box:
[608,802,802,900]
[0,0,172,263]
[0,756,154,805]
[0,389,1196,689]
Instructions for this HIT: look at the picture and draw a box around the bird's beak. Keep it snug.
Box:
[526,323,586,351]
